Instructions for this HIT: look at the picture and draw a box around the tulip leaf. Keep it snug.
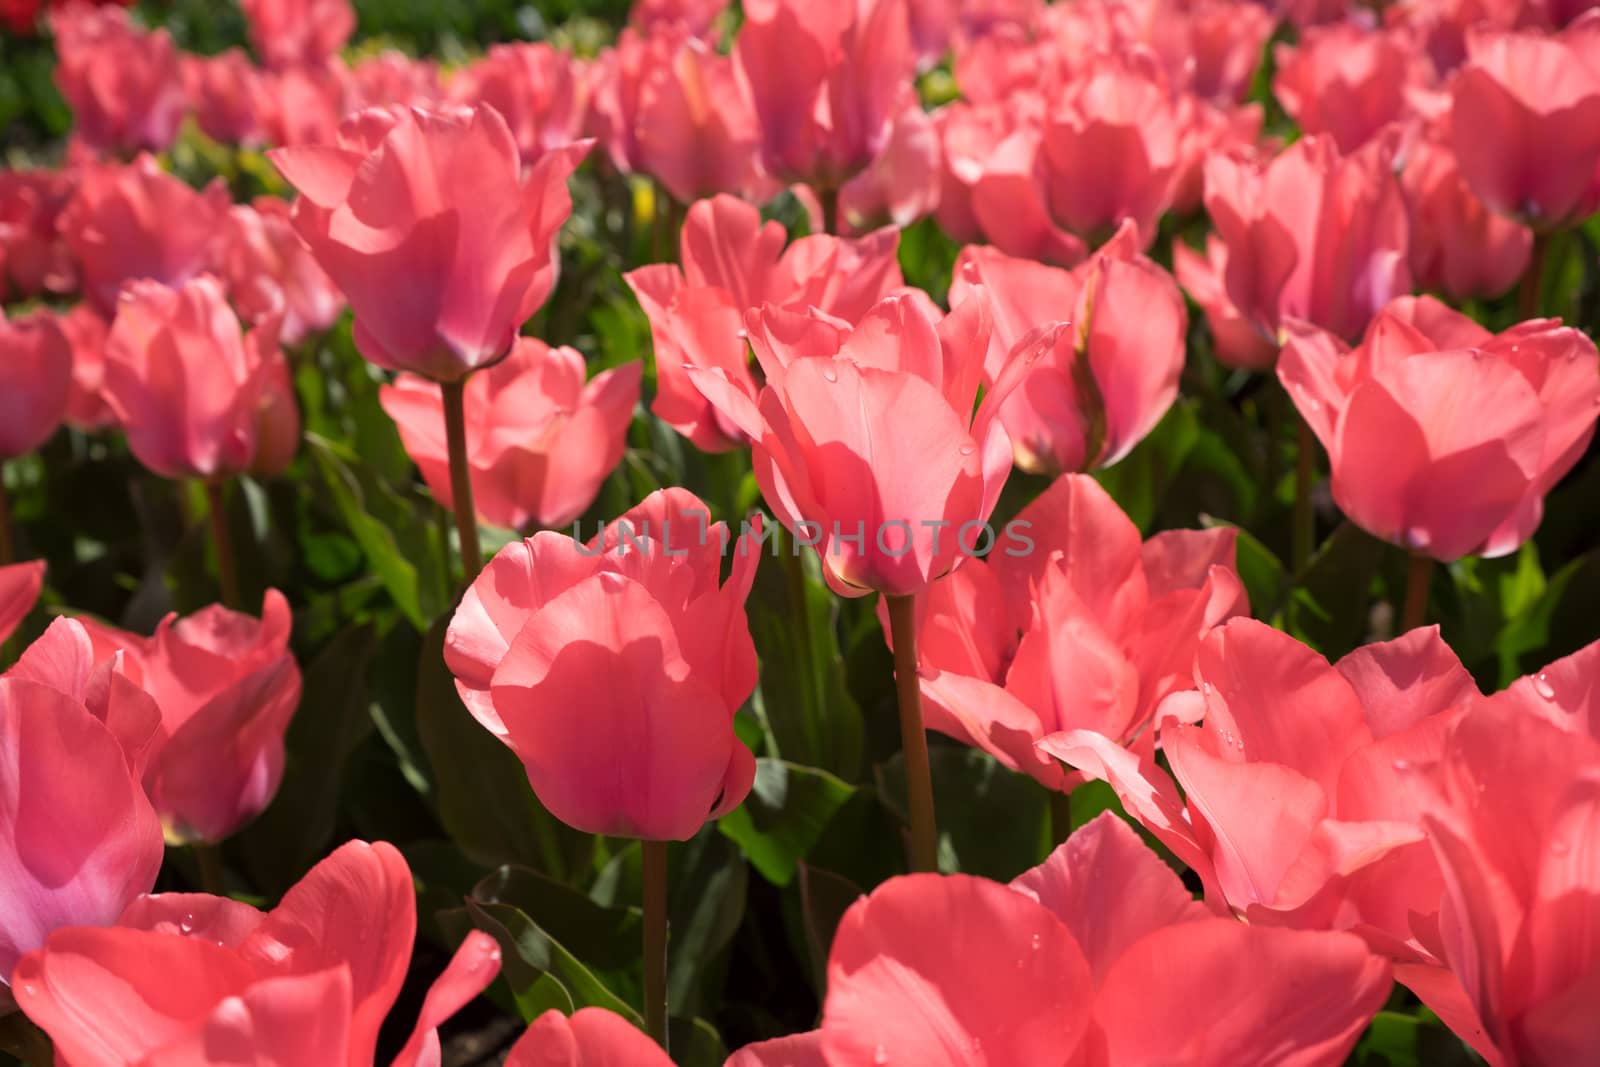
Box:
[1094,400,1201,533]
[795,862,866,991]
[876,746,1050,881]
[1288,521,1387,659]
[719,759,858,887]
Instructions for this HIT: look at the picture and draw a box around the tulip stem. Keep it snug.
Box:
[641,839,670,1051]
[1292,414,1316,573]
[195,843,227,896]
[0,472,13,567]
[1049,789,1073,848]
[204,480,240,610]
[819,186,840,236]
[1519,231,1550,319]
[886,594,939,873]
[1401,551,1434,633]
[440,379,482,582]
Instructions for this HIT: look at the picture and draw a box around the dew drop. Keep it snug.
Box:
[873,1045,890,1065]
[1405,526,1431,551]
[1532,673,1556,700]
[18,983,37,998]
[1391,758,1412,772]
[1030,933,1042,950]
[819,364,839,383]
[1509,344,1520,354]
[178,913,195,935]
[958,442,977,456]
[1201,681,1213,695]
[1551,838,1570,856]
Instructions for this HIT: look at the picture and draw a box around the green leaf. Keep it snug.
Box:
[1206,519,1287,624]
[1289,522,1388,658]
[1352,1011,1420,1067]
[720,760,858,887]
[1094,401,1202,533]
[877,746,1050,881]
[795,862,864,990]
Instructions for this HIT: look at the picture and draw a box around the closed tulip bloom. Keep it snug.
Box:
[1397,696,1600,1066]
[219,197,346,345]
[950,222,1187,475]
[686,283,1025,598]
[635,36,765,204]
[1449,15,1600,228]
[102,276,298,482]
[734,0,918,188]
[75,589,301,845]
[0,308,72,460]
[1401,132,1533,300]
[1204,135,1412,344]
[1279,295,1600,561]
[1173,235,1283,369]
[58,304,115,431]
[630,0,727,36]
[254,63,349,148]
[625,195,903,452]
[444,489,761,839]
[49,4,185,155]
[13,841,504,1067]
[182,48,265,146]
[239,0,355,69]
[0,560,45,648]
[59,156,231,316]
[730,813,1391,1066]
[0,674,162,983]
[270,105,590,383]
[347,51,444,112]
[1274,24,1432,153]
[0,167,78,298]
[836,104,942,234]
[450,43,589,167]
[904,474,1245,789]
[379,339,642,532]
[508,1008,676,1066]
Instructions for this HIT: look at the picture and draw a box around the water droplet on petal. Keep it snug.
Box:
[18,983,37,998]
[179,914,195,935]
[1551,838,1570,856]
[1391,758,1412,772]
[1405,526,1431,551]
[958,442,977,456]
[873,1045,890,1065]
[1532,672,1556,700]
[1031,933,1042,949]
[819,364,839,383]
[1201,681,1213,695]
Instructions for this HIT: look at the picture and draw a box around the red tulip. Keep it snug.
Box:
[734,0,919,189]
[182,48,265,146]
[903,474,1244,789]
[1449,14,1600,228]
[102,275,299,482]
[59,156,231,316]
[950,221,1187,474]
[74,589,301,844]
[13,840,502,1066]
[57,303,114,430]
[444,489,760,839]
[450,43,589,168]
[1044,620,1483,956]
[1274,23,1432,153]
[625,195,903,452]
[379,339,642,531]
[731,813,1392,1066]
[1203,134,1412,345]
[1401,131,1533,300]
[239,0,355,69]
[0,308,72,461]
[508,1008,676,1066]
[219,196,346,345]
[0,672,162,983]
[1279,295,1600,561]
[0,560,45,648]
[270,105,590,383]
[0,167,77,299]
[685,282,1025,598]
[49,4,186,155]
[1396,691,1600,1066]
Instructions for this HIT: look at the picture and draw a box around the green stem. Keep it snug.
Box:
[196,843,227,896]
[819,185,840,236]
[441,378,482,582]
[1049,790,1073,849]
[1518,231,1551,320]
[1401,551,1434,634]
[204,480,240,610]
[641,839,670,1051]
[886,594,939,873]
[1292,413,1316,573]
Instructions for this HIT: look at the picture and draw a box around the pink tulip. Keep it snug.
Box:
[1203,134,1412,344]
[239,0,355,69]
[949,222,1186,474]
[685,282,1025,598]
[57,303,114,430]
[902,474,1244,788]
[59,156,231,315]
[255,63,350,148]
[1278,295,1600,561]
[74,589,301,844]
[635,36,766,204]
[102,275,299,482]
[586,29,666,175]
[13,840,502,1066]
[219,196,346,345]
[1274,23,1432,153]
[1401,131,1533,300]
[450,43,589,167]
[444,489,760,839]
[0,167,77,298]
[630,0,728,36]
[182,48,265,146]
[508,1008,676,1066]
[1043,620,1486,956]
[379,339,641,531]
[0,651,162,981]
[1170,97,1267,216]
[0,308,72,461]
[625,195,903,452]
[1449,14,1600,228]
[1487,636,1600,738]
[348,51,444,112]
[271,105,590,383]
[734,0,919,189]
[730,812,1392,1066]
[0,560,45,646]
[1396,693,1600,1066]
[1181,0,1280,103]
[1173,235,1282,369]
[49,4,186,155]
[836,104,942,233]
[931,102,1013,245]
